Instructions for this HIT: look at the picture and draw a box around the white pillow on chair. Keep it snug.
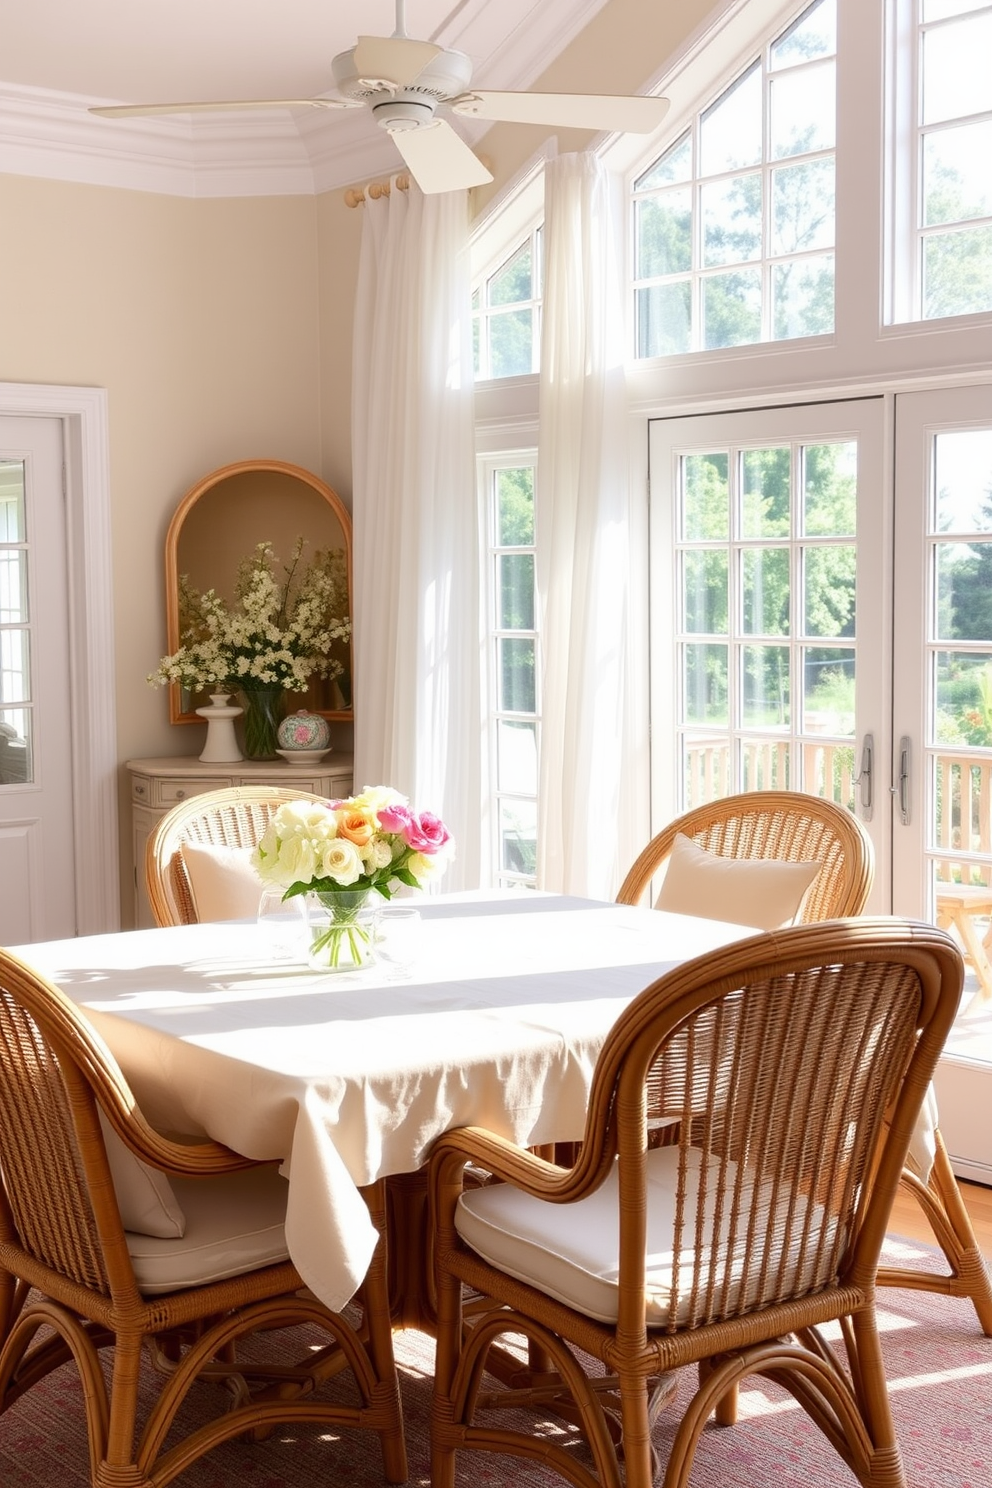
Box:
[655,833,821,930]
[179,841,266,922]
[98,1112,187,1238]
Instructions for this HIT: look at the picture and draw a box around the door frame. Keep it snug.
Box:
[0,382,119,935]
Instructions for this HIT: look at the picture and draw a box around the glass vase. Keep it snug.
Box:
[239,686,284,760]
[306,889,379,972]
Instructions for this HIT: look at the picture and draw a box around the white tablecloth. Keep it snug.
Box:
[15,893,759,1309]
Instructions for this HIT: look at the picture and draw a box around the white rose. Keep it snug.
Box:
[368,838,394,870]
[319,837,364,886]
[273,833,319,886]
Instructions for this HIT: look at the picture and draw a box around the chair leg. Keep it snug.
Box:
[878,1132,992,1336]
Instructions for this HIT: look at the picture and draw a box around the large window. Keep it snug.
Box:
[472,225,543,381]
[482,456,539,886]
[906,0,992,320]
[633,0,837,357]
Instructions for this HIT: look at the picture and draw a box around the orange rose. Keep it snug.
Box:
[336,809,375,848]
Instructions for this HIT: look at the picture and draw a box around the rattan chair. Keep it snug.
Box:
[430,919,963,1488]
[617,790,992,1340]
[0,947,407,1488]
[145,784,328,927]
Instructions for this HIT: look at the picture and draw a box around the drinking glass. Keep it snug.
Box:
[375,906,423,975]
[256,885,306,960]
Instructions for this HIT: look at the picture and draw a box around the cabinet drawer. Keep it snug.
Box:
[159,777,232,805]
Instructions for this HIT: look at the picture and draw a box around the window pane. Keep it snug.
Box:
[700,64,762,174]
[935,542,992,641]
[497,720,537,794]
[804,649,855,734]
[743,548,790,635]
[771,0,837,68]
[935,649,992,746]
[0,628,30,703]
[0,550,28,624]
[490,309,534,378]
[499,637,535,712]
[934,430,992,530]
[636,282,691,357]
[636,189,692,277]
[682,642,729,725]
[922,13,992,125]
[682,452,729,541]
[497,467,535,545]
[488,242,531,305]
[701,175,762,267]
[702,268,762,348]
[803,545,856,637]
[804,442,857,536]
[0,462,26,541]
[0,709,31,785]
[741,447,791,539]
[500,798,537,875]
[771,158,834,255]
[769,62,836,158]
[923,121,992,226]
[743,644,791,727]
[635,131,692,190]
[922,224,992,319]
[772,253,835,338]
[499,553,535,630]
[683,550,728,633]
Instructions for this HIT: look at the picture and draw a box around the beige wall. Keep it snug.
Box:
[0,0,712,923]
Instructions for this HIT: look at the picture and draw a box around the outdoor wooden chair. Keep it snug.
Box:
[145,783,328,927]
[430,919,963,1488]
[618,790,992,1341]
[0,947,407,1488]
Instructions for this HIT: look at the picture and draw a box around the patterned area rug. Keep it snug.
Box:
[1,1237,989,1487]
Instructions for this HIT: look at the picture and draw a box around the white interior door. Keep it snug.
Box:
[648,397,888,903]
[0,415,77,941]
[893,384,992,1183]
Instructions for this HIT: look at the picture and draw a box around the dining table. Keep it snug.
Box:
[12,892,771,1320]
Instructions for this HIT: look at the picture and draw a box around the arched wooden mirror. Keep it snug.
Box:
[164,459,353,725]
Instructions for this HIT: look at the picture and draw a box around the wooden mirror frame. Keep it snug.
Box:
[164,459,353,726]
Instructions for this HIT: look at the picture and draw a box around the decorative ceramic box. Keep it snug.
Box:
[277,710,333,752]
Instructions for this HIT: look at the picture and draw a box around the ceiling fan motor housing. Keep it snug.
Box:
[331,47,473,125]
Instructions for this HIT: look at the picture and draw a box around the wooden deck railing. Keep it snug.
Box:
[683,739,992,889]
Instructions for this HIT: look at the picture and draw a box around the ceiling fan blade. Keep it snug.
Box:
[89,98,358,119]
[353,35,442,88]
[389,120,493,195]
[450,90,670,134]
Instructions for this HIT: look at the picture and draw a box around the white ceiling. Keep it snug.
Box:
[0,0,613,196]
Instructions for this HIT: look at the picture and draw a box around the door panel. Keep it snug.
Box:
[0,416,76,941]
[893,384,992,1182]
[648,398,888,909]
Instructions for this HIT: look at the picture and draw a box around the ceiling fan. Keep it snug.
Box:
[89,0,670,195]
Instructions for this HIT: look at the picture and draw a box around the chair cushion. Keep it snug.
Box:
[455,1145,838,1326]
[654,833,821,929]
[180,841,266,922]
[126,1164,291,1295]
[99,1113,186,1238]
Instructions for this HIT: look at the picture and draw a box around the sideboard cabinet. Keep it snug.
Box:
[127,755,354,928]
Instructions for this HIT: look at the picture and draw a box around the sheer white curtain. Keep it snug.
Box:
[536,153,630,899]
[351,185,484,890]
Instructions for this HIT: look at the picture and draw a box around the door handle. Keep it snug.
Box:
[891,735,911,826]
[854,732,873,820]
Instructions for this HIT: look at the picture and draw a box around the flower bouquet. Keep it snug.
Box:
[252,787,455,970]
[147,538,351,757]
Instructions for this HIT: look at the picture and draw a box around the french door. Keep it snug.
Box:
[649,386,992,1180]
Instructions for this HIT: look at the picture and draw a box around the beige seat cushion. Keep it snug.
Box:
[654,833,821,929]
[126,1164,291,1295]
[179,841,266,922]
[99,1113,186,1238]
[456,1145,838,1326]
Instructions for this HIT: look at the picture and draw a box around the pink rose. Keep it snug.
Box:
[403,811,451,855]
[378,802,414,834]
